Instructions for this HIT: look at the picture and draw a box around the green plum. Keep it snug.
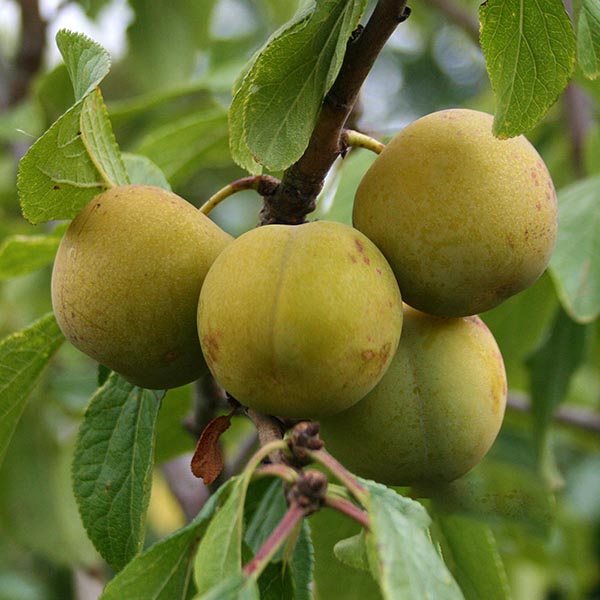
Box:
[353,109,557,317]
[52,184,232,389]
[197,221,403,419]
[319,306,507,486]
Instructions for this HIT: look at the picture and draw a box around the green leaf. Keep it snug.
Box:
[154,385,194,464]
[135,109,229,187]
[18,89,127,224]
[311,507,381,599]
[362,480,464,600]
[100,480,235,600]
[122,153,172,190]
[428,446,555,535]
[549,175,600,323]
[527,307,590,423]
[193,477,246,594]
[18,102,106,223]
[231,0,367,172]
[288,520,314,600]
[194,575,260,600]
[244,479,313,600]
[0,225,67,282]
[125,0,217,92]
[0,407,98,567]
[482,274,558,390]
[0,314,64,467]
[55,29,111,102]
[245,479,287,556]
[72,374,164,570]
[80,89,129,187]
[577,0,600,79]
[526,307,590,482]
[479,0,576,137]
[334,531,370,572]
[435,515,511,600]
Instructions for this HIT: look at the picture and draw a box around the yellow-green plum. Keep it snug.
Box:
[319,306,507,486]
[197,221,403,419]
[52,184,232,389]
[353,109,557,317]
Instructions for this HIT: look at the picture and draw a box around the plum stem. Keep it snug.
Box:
[199,175,280,216]
[243,502,305,578]
[342,129,385,155]
[325,494,371,529]
[307,449,368,504]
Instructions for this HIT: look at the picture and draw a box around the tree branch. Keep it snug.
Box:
[10,0,46,106]
[259,0,410,225]
[507,393,600,436]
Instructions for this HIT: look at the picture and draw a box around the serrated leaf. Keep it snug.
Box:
[231,0,367,172]
[0,314,64,467]
[18,101,107,223]
[435,515,511,600]
[244,480,313,600]
[0,225,67,281]
[245,479,287,556]
[577,0,600,79]
[100,480,235,600]
[229,73,264,175]
[55,29,111,102]
[288,520,313,600]
[362,480,464,600]
[122,153,171,190]
[18,88,127,224]
[72,374,164,570]
[480,0,576,137]
[80,89,129,187]
[193,477,246,594]
[334,531,370,572]
[549,175,600,322]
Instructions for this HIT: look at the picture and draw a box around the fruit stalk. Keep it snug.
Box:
[243,502,305,578]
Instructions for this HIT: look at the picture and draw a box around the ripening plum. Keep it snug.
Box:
[52,184,232,389]
[353,108,557,317]
[197,221,403,419]
[319,306,507,486]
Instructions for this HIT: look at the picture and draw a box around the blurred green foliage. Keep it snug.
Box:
[0,0,599,598]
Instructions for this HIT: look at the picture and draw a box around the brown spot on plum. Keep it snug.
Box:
[362,350,376,361]
[163,349,180,364]
[506,234,515,249]
[536,201,542,211]
[363,256,371,265]
[202,334,220,366]
[376,268,382,276]
[348,253,357,263]
[355,239,365,253]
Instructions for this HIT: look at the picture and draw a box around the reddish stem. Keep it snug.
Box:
[325,495,370,529]
[308,450,367,503]
[243,502,305,578]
